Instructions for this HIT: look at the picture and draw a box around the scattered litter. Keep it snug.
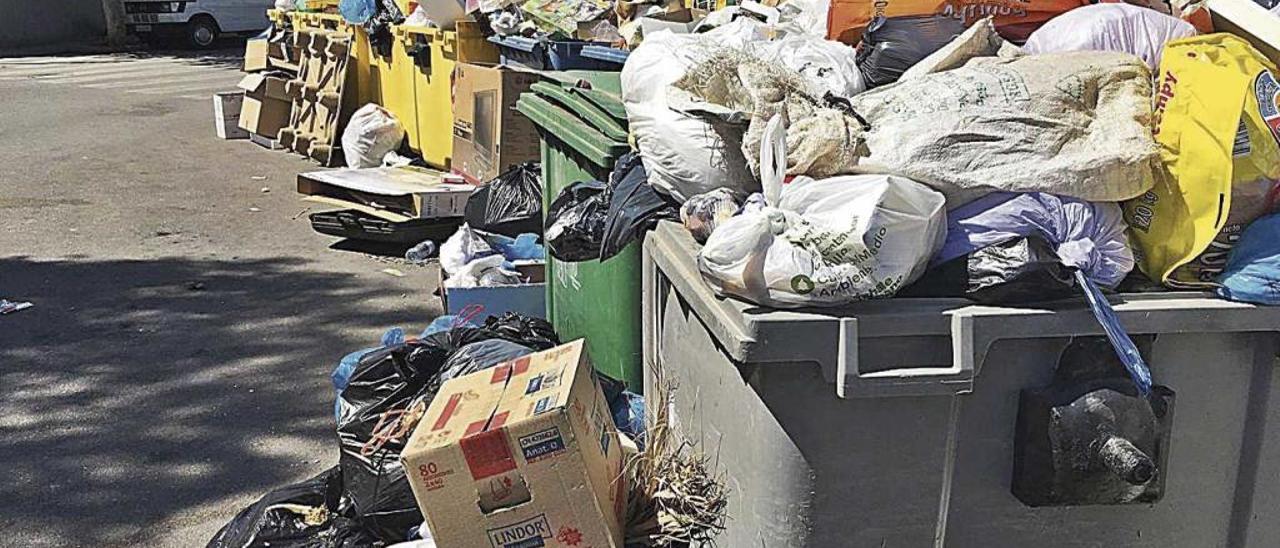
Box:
[0,300,33,315]
[248,207,261,212]
[260,187,271,193]
[251,176,267,181]
[186,281,207,291]
[381,268,406,277]
[291,207,312,220]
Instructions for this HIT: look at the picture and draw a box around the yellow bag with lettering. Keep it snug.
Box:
[1125,34,1280,287]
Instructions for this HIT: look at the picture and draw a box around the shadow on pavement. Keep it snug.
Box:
[0,255,414,546]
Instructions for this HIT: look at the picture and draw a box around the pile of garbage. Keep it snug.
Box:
[219,1,1280,546]
[209,315,660,548]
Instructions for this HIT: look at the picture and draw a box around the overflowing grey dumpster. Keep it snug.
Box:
[641,221,1280,547]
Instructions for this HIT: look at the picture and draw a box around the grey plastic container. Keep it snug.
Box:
[641,222,1280,547]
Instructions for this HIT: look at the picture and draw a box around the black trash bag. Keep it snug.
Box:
[600,152,678,260]
[482,312,561,351]
[545,154,678,262]
[465,162,544,238]
[901,237,1077,305]
[206,467,383,548]
[428,339,535,394]
[545,180,609,262]
[856,15,968,88]
[335,334,484,543]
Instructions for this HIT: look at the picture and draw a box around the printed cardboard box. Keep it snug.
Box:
[451,64,542,184]
[401,340,626,548]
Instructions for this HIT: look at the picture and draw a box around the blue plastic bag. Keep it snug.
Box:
[339,0,378,23]
[1076,271,1152,396]
[937,192,1134,288]
[1218,213,1280,306]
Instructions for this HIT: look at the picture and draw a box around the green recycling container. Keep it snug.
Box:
[515,74,644,390]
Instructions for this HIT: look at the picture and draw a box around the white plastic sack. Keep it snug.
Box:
[439,223,494,276]
[1022,4,1197,69]
[622,22,766,203]
[623,21,863,202]
[341,104,405,169]
[444,255,523,288]
[275,0,296,11]
[755,35,865,97]
[698,116,947,308]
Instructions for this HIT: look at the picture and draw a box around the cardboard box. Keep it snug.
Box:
[402,340,626,548]
[213,91,249,140]
[637,8,707,35]
[438,262,547,319]
[452,64,542,185]
[297,166,475,220]
[237,73,292,138]
[244,36,269,72]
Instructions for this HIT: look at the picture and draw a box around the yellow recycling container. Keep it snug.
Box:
[399,22,498,169]
[373,26,423,151]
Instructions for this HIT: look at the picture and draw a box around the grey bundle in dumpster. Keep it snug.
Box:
[670,17,1161,207]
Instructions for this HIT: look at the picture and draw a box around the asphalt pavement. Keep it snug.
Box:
[0,45,441,547]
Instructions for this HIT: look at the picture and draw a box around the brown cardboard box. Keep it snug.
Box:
[244,37,269,72]
[236,73,292,138]
[401,340,626,548]
[452,64,542,185]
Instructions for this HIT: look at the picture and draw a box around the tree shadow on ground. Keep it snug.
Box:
[120,41,247,70]
[0,255,429,547]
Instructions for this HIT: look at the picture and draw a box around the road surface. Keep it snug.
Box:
[0,47,441,547]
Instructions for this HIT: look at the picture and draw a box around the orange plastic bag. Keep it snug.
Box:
[827,0,1092,44]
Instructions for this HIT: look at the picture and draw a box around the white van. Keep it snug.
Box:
[123,0,276,49]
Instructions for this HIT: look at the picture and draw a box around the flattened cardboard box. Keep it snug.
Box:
[452,64,542,184]
[402,340,626,548]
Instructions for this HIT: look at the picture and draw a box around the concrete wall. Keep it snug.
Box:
[0,0,107,51]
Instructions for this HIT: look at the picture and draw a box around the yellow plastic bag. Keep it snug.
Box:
[1124,34,1280,287]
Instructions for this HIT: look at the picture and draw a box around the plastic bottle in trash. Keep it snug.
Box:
[405,240,437,263]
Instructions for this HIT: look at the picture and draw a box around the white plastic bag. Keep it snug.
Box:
[444,255,523,288]
[755,35,864,97]
[698,116,947,308]
[439,224,495,276]
[623,22,862,202]
[275,0,297,11]
[341,104,406,169]
[1022,4,1196,69]
[622,22,767,203]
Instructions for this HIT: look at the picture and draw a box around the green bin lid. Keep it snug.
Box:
[535,70,627,123]
[530,81,628,142]
[516,92,629,170]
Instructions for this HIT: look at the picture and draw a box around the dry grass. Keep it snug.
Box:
[623,378,728,547]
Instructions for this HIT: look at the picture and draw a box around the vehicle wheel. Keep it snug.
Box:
[186,16,220,49]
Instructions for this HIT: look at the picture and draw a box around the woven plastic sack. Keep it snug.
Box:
[672,40,1160,206]
[698,116,947,308]
[1123,34,1280,287]
[1022,4,1197,70]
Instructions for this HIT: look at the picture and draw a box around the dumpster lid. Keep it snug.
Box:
[645,221,1280,399]
[516,92,628,169]
[530,81,628,142]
